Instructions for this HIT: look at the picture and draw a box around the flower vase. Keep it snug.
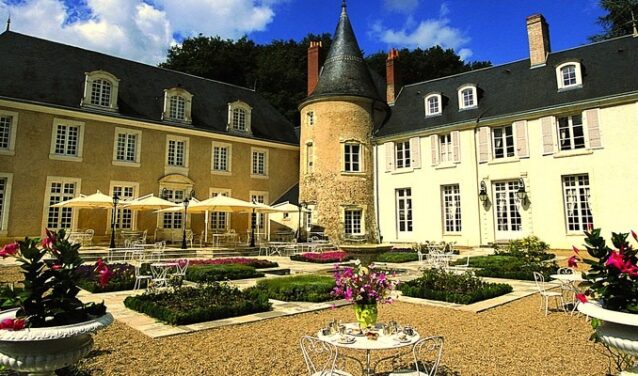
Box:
[353,303,378,329]
[579,302,638,375]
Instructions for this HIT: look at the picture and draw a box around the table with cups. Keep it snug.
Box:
[317,321,420,376]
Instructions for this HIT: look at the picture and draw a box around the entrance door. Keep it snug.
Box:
[493,181,523,240]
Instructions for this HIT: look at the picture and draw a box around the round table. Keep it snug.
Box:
[550,272,585,282]
[318,323,420,375]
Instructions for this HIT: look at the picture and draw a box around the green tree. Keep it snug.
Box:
[590,0,638,41]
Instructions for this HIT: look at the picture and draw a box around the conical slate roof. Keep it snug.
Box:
[308,2,382,101]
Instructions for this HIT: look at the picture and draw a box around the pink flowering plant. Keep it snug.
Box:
[0,229,109,329]
[331,260,398,305]
[571,228,638,313]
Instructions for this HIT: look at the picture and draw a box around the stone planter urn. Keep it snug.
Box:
[0,308,113,375]
[579,302,638,375]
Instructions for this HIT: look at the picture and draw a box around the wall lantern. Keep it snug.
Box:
[516,178,528,205]
[478,181,488,202]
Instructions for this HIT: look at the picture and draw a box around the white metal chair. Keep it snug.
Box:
[300,336,352,376]
[533,272,565,315]
[389,336,444,376]
[175,259,189,277]
[133,253,152,290]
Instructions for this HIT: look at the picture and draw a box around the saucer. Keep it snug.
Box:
[337,335,356,344]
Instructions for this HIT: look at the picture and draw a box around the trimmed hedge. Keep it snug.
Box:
[251,274,335,302]
[399,269,512,304]
[124,283,271,325]
[456,255,558,281]
[185,258,278,269]
[376,252,418,263]
[185,264,264,282]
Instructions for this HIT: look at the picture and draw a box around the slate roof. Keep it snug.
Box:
[377,35,638,138]
[307,3,382,102]
[0,31,298,145]
[272,184,299,206]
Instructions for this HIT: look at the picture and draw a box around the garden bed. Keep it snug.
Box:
[123,283,271,325]
[290,251,351,263]
[185,264,264,282]
[249,274,335,302]
[76,263,137,293]
[182,257,278,269]
[376,251,418,263]
[457,255,557,280]
[399,269,512,304]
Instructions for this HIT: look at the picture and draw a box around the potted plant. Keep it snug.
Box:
[0,229,113,375]
[331,260,398,329]
[573,229,638,374]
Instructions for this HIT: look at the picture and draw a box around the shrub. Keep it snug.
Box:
[290,251,351,263]
[124,282,271,325]
[458,254,558,281]
[185,264,264,282]
[76,263,136,293]
[376,252,418,263]
[494,236,554,261]
[181,258,278,269]
[251,274,336,302]
[399,269,512,304]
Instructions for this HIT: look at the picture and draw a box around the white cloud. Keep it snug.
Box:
[383,0,419,14]
[369,11,472,60]
[0,0,286,64]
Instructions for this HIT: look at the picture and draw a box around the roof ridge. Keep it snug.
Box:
[0,30,257,93]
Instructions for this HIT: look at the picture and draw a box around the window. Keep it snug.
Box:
[425,93,442,116]
[81,71,119,111]
[163,88,193,123]
[165,135,189,172]
[563,174,593,232]
[228,101,252,133]
[439,134,453,163]
[91,79,111,107]
[442,185,462,233]
[50,119,84,161]
[113,128,141,165]
[395,141,411,169]
[0,111,17,155]
[492,125,515,159]
[169,96,186,120]
[0,173,12,233]
[210,189,230,232]
[344,208,363,235]
[458,84,477,110]
[556,62,583,90]
[307,111,315,126]
[306,142,314,173]
[44,178,79,230]
[396,188,412,232]
[250,192,268,231]
[111,184,136,230]
[162,188,184,229]
[251,148,268,177]
[211,142,231,173]
[558,115,585,151]
[344,143,362,172]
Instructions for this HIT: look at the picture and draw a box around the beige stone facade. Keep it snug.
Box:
[299,97,384,243]
[0,100,299,244]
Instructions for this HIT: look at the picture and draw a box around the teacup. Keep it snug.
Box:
[403,326,415,336]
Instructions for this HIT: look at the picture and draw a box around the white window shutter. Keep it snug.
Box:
[514,120,529,158]
[410,137,421,169]
[430,135,439,166]
[584,109,603,149]
[452,131,461,163]
[478,127,490,163]
[541,116,556,155]
[384,142,395,172]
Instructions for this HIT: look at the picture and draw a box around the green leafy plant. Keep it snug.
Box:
[0,229,108,329]
[577,229,638,313]
[376,252,419,263]
[251,275,335,302]
[399,269,512,304]
[185,264,264,283]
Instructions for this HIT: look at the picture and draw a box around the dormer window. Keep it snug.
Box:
[227,101,252,133]
[163,88,193,124]
[458,84,477,110]
[424,93,442,117]
[556,62,583,90]
[81,70,119,111]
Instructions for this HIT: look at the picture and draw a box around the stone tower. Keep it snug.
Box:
[299,1,388,243]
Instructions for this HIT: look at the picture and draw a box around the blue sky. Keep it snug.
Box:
[0,0,606,65]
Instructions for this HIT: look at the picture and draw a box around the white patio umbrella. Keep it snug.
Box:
[120,194,180,211]
[51,190,115,209]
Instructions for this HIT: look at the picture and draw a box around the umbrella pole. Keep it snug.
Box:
[109,201,117,248]
[250,208,256,248]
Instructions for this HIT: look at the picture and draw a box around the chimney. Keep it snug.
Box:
[307,41,322,95]
[386,48,401,105]
[526,14,551,67]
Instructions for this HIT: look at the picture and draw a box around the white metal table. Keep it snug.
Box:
[318,323,420,375]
